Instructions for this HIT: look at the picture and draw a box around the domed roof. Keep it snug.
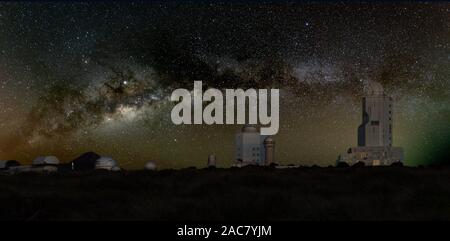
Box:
[242,125,258,133]
[364,80,384,95]
[95,156,119,170]
[264,137,275,144]
[145,161,157,170]
[32,156,59,166]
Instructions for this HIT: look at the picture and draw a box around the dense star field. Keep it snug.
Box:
[0,2,449,168]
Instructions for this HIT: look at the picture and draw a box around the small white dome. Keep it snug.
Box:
[144,161,157,171]
[95,156,119,171]
[32,156,59,166]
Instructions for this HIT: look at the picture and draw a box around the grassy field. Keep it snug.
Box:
[1,166,450,220]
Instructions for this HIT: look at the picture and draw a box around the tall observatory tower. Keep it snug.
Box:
[357,81,393,147]
[337,81,404,166]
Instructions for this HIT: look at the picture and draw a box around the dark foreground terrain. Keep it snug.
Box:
[1,166,450,220]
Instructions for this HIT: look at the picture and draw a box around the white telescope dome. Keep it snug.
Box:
[144,161,157,171]
[32,156,60,166]
[95,156,119,171]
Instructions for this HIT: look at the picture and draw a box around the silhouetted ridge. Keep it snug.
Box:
[71,152,100,171]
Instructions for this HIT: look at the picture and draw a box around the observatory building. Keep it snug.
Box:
[145,161,157,171]
[31,156,60,172]
[234,125,275,166]
[1,156,60,174]
[95,156,121,171]
[337,81,404,166]
[0,160,20,171]
[71,152,101,171]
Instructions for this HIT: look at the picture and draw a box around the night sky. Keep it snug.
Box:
[0,2,449,169]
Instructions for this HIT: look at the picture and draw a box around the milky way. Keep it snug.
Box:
[0,2,449,168]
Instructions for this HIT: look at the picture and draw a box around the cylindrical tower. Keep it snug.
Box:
[263,137,275,166]
[207,154,216,167]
